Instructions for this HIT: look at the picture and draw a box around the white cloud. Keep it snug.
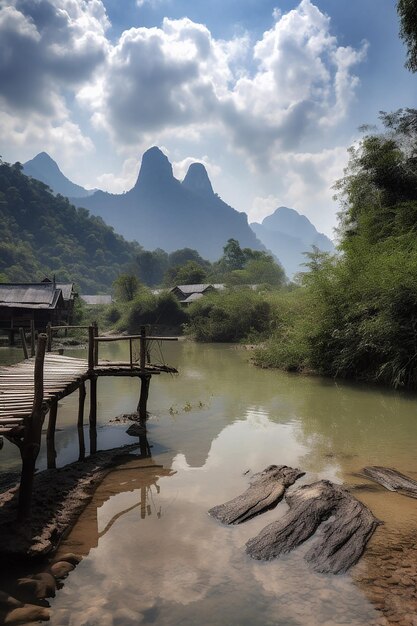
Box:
[95,157,140,193]
[80,1,366,168]
[172,155,221,182]
[250,195,281,224]
[0,109,94,165]
[267,146,350,235]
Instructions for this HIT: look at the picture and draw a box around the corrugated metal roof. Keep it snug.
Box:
[80,295,112,305]
[0,283,58,307]
[182,292,204,303]
[174,284,214,294]
[56,283,75,301]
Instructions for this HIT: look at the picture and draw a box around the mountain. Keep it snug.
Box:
[23,152,95,198]
[70,147,264,260]
[251,207,334,279]
[0,161,139,292]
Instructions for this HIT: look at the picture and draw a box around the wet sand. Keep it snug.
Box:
[0,443,140,558]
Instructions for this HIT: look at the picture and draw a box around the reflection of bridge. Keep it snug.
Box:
[0,325,177,518]
[57,433,175,558]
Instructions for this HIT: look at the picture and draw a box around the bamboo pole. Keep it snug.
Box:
[46,323,52,352]
[88,326,94,372]
[89,376,97,454]
[93,321,99,367]
[19,328,28,360]
[30,320,35,357]
[78,381,86,460]
[18,333,47,520]
[46,399,58,469]
[140,326,146,373]
[137,374,151,420]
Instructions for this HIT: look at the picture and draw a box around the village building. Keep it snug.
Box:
[0,281,76,344]
[170,284,225,305]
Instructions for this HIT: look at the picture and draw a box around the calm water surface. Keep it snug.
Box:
[1,341,417,625]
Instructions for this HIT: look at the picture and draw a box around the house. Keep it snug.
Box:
[170,284,225,305]
[0,281,76,344]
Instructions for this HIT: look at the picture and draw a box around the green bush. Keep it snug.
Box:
[185,289,272,342]
[122,291,187,333]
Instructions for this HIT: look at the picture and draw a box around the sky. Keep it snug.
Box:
[0,0,415,238]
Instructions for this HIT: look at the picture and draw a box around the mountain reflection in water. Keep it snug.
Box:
[1,341,417,624]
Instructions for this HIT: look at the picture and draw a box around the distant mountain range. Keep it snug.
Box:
[251,208,334,278]
[23,152,95,198]
[23,149,334,278]
[63,147,263,261]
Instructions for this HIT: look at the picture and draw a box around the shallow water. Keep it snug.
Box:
[1,341,417,625]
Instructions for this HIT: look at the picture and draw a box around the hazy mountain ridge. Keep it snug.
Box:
[23,152,95,199]
[23,149,334,277]
[69,147,264,261]
[251,207,334,278]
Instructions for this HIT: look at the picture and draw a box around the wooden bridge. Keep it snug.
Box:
[0,325,177,518]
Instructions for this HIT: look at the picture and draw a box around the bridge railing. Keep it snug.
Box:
[92,326,177,371]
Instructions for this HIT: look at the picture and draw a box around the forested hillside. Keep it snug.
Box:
[0,160,140,292]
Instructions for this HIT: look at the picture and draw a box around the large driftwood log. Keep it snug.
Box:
[246,480,380,574]
[208,465,305,525]
[362,466,417,498]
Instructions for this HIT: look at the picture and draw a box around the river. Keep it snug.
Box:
[1,340,417,625]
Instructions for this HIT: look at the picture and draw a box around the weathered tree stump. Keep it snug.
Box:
[246,480,380,574]
[362,466,417,498]
[208,465,305,525]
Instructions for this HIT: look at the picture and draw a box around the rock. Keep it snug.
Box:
[15,575,55,602]
[246,479,380,574]
[126,423,146,437]
[209,465,305,524]
[0,591,23,609]
[30,573,56,598]
[49,561,74,579]
[53,553,82,566]
[4,604,50,624]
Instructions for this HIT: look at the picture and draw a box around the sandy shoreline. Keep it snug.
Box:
[0,443,141,559]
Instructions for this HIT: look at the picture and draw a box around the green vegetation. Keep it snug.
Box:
[398,0,417,72]
[0,160,140,292]
[255,109,417,389]
[185,288,272,342]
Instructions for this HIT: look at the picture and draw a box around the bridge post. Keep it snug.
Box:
[89,376,97,454]
[46,399,58,469]
[19,327,28,360]
[78,381,86,460]
[46,323,52,352]
[138,375,151,421]
[30,319,36,357]
[18,333,47,520]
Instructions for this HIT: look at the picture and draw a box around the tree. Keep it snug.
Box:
[220,239,246,271]
[168,248,210,269]
[113,274,141,302]
[398,0,417,72]
[166,260,207,285]
[134,249,169,286]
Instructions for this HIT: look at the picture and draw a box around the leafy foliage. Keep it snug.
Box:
[185,289,272,342]
[256,109,417,389]
[398,0,417,72]
[122,290,188,333]
[0,159,141,291]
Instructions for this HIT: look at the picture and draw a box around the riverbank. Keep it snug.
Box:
[0,442,141,559]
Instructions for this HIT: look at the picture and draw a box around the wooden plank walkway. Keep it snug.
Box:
[0,355,176,435]
[0,354,88,435]
[0,325,178,519]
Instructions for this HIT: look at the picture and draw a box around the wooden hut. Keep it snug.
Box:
[0,282,75,344]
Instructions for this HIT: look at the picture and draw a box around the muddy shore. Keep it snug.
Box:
[0,443,140,559]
